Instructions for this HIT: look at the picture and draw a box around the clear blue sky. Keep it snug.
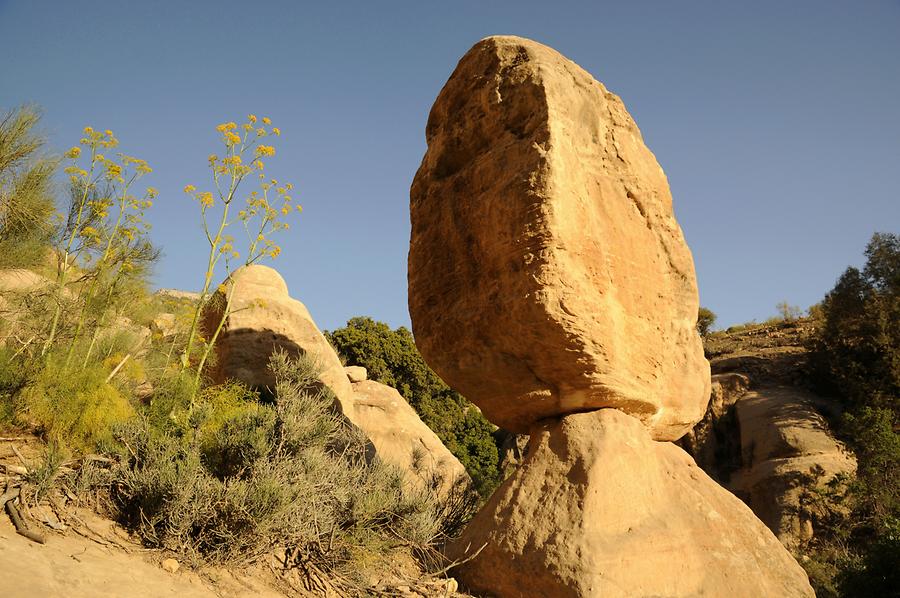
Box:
[2,1,898,331]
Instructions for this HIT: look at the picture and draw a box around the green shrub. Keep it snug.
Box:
[697,306,716,336]
[106,353,452,577]
[0,105,57,269]
[326,317,501,495]
[805,231,900,597]
[16,358,135,451]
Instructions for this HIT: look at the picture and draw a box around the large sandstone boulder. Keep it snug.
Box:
[203,265,355,417]
[448,409,814,598]
[351,380,468,493]
[728,387,857,548]
[408,35,709,440]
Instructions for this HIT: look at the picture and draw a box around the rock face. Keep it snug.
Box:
[728,387,857,548]
[448,409,815,598]
[344,365,367,383]
[351,380,468,492]
[678,372,749,476]
[205,265,468,494]
[408,35,709,440]
[203,265,355,417]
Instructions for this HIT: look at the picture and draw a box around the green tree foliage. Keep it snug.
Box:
[0,105,57,268]
[811,232,900,414]
[697,306,716,336]
[326,317,501,495]
[806,232,900,597]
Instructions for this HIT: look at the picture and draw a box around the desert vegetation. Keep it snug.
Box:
[0,105,470,594]
[325,316,502,495]
[800,232,900,597]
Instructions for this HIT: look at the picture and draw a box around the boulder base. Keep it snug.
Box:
[409,35,709,440]
[448,409,814,598]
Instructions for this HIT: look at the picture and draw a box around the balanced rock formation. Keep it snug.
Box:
[351,379,468,492]
[410,36,813,596]
[728,387,857,548]
[408,35,709,440]
[203,265,356,416]
[448,409,814,598]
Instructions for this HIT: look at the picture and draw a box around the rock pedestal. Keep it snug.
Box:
[448,409,814,598]
[409,35,709,441]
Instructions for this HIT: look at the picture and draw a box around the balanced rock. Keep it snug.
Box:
[448,409,814,598]
[408,35,709,440]
[203,265,355,417]
[351,379,468,492]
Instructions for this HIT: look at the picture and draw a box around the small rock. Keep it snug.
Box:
[151,313,177,336]
[161,558,180,573]
[344,365,367,382]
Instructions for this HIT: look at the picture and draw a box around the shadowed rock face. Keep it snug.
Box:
[448,409,815,598]
[202,265,355,417]
[408,35,709,440]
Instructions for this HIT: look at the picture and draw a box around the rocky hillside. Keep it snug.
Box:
[682,319,857,550]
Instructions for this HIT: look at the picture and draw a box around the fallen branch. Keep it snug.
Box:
[3,491,46,544]
[10,444,29,470]
[1,463,28,476]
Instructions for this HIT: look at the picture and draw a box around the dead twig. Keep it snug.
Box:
[10,444,29,470]
[105,353,131,383]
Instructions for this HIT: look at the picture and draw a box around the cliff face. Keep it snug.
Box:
[681,319,857,549]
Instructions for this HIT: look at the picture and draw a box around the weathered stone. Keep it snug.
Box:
[151,313,177,337]
[728,387,857,548]
[351,380,469,493]
[448,409,814,598]
[203,265,355,417]
[344,365,368,383]
[678,372,749,475]
[408,35,709,440]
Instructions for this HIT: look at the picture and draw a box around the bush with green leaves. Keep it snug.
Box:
[104,353,461,578]
[697,306,716,336]
[325,317,501,496]
[804,231,900,597]
[0,105,57,269]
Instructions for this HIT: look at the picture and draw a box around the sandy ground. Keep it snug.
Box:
[0,509,289,598]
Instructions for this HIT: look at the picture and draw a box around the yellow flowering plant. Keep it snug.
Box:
[43,127,158,366]
[181,115,299,388]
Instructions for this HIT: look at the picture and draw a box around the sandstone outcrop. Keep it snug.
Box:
[204,265,468,494]
[203,265,355,417]
[351,379,468,492]
[678,372,749,475]
[728,387,857,548]
[448,409,815,598]
[408,35,709,440]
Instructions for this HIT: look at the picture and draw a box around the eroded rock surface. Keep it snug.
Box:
[203,265,355,417]
[728,387,857,548]
[351,379,469,493]
[448,409,814,598]
[408,35,709,440]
